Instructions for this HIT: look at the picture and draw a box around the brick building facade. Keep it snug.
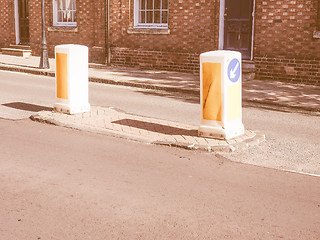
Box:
[0,0,107,63]
[0,0,319,84]
[0,0,15,47]
[254,0,320,85]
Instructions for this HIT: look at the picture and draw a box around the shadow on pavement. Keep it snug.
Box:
[2,102,53,112]
[91,66,200,93]
[112,119,198,136]
[135,89,200,104]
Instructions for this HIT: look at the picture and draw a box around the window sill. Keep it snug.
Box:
[127,27,170,35]
[313,31,320,39]
[48,26,78,33]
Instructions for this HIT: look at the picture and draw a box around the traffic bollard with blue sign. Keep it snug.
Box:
[198,50,244,140]
[54,44,90,114]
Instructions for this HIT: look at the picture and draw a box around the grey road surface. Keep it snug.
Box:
[1,119,320,239]
[0,70,319,175]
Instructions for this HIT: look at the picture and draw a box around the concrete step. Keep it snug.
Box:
[1,47,32,58]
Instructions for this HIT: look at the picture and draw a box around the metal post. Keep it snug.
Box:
[39,0,50,69]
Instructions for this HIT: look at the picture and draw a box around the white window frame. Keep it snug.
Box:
[134,0,169,29]
[317,0,320,31]
[53,0,77,27]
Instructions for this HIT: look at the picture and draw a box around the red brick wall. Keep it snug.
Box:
[0,0,15,48]
[254,0,320,84]
[28,0,106,63]
[110,0,220,73]
[254,0,319,58]
[112,47,199,73]
[255,57,320,85]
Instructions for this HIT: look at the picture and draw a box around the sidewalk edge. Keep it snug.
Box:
[2,63,319,115]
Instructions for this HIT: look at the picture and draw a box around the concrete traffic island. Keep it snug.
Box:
[30,48,265,153]
[30,106,265,153]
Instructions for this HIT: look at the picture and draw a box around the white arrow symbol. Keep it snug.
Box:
[230,62,239,79]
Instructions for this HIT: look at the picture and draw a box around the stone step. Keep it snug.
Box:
[242,60,255,81]
[9,44,31,50]
[242,60,255,73]
[1,47,32,58]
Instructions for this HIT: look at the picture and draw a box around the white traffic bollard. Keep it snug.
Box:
[54,44,90,114]
[198,50,244,140]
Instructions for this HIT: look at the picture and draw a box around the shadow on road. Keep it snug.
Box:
[2,102,53,112]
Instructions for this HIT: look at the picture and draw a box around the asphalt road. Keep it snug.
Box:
[1,70,320,239]
[1,118,320,239]
[0,70,319,175]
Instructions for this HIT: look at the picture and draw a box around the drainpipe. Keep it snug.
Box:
[105,0,111,65]
[251,0,256,61]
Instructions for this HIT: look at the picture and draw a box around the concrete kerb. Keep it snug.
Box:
[30,107,266,153]
[89,77,199,95]
[0,63,55,77]
[30,112,155,145]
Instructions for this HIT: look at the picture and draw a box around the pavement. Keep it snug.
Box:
[30,106,265,153]
[1,53,320,152]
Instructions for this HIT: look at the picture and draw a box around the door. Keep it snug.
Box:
[18,0,30,44]
[224,0,253,59]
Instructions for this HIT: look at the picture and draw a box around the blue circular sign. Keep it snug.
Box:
[227,58,241,83]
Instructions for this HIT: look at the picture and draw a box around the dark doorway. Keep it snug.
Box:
[18,0,30,44]
[224,0,253,59]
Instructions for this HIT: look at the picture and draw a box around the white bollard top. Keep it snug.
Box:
[55,44,88,52]
[200,50,241,58]
[200,50,241,62]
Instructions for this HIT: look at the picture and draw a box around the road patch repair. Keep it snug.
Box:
[30,106,265,153]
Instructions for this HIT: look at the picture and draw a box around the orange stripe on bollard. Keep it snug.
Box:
[202,62,222,121]
[56,53,68,99]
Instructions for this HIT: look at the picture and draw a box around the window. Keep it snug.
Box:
[134,0,169,28]
[53,0,77,26]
